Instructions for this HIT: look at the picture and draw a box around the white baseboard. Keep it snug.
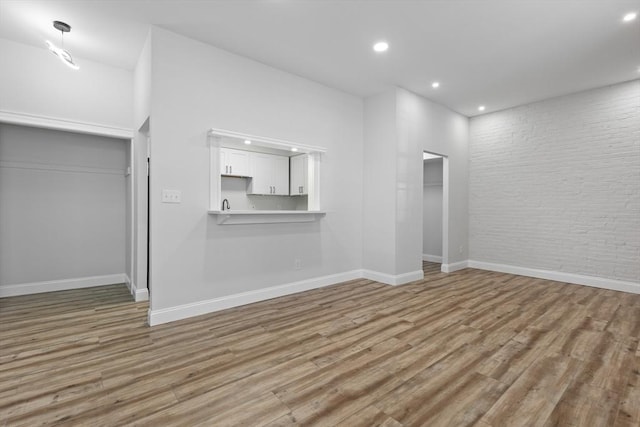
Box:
[144,257,640,326]
[134,287,149,302]
[422,254,443,263]
[0,273,127,297]
[441,260,468,273]
[362,269,424,286]
[467,260,640,295]
[148,270,363,326]
[124,275,149,302]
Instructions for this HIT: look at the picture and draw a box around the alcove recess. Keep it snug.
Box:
[208,128,326,225]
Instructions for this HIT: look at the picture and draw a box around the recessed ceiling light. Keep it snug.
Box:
[478,105,486,112]
[431,82,440,89]
[373,41,389,52]
[623,12,637,22]
[291,147,298,152]
[244,140,251,145]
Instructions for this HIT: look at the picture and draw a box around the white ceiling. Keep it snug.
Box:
[1,0,639,116]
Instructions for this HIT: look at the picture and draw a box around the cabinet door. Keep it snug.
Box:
[271,155,289,195]
[248,153,289,195]
[247,153,273,195]
[224,148,250,176]
[290,154,308,195]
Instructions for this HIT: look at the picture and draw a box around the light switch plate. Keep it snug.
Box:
[161,189,182,203]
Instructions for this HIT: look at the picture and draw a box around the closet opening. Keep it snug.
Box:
[0,123,137,299]
[422,151,448,275]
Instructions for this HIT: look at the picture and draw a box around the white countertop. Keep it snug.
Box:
[209,210,324,215]
[208,209,326,224]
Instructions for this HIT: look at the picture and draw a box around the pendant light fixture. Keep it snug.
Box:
[45,21,79,70]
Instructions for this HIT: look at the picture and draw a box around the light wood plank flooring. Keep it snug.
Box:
[1,263,639,426]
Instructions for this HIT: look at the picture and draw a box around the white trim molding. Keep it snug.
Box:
[0,273,127,297]
[124,275,149,302]
[422,254,443,263]
[441,260,468,273]
[362,270,424,286]
[467,260,640,295]
[148,270,364,326]
[208,127,327,154]
[0,110,134,140]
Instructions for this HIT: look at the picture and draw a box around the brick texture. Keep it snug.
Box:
[469,80,640,282]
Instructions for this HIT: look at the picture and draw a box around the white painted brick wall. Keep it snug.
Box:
[469,80,640,282]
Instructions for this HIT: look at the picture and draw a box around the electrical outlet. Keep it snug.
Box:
[161,189,182,203]
[294,258,302,270]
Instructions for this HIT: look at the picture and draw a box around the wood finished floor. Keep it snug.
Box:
[1,262,640,426]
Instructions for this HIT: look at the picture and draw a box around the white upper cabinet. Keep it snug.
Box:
[247,152,289,195]
[290,154,308,196]
[220,148,250,177]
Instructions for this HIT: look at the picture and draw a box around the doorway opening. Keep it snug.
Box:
[422,151,448,275]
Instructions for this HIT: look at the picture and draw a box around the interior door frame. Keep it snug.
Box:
[421,151,449,267]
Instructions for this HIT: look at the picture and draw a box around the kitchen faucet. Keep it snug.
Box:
[222,199,230,211]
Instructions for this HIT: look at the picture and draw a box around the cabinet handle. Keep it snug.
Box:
[225,165,228,174]
[230,165,232,174]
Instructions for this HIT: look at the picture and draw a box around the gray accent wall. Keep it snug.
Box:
[0,124,127,287]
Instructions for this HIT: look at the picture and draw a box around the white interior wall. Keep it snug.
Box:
[148,27,363,320]
[134,33,152,131]
[0,38,133,130]
[423,158,443,259]
[362,88,468,279]
[0,124,127,295]
[396,88,469,269]
[362,91,398,276]
[470,79,640,284]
